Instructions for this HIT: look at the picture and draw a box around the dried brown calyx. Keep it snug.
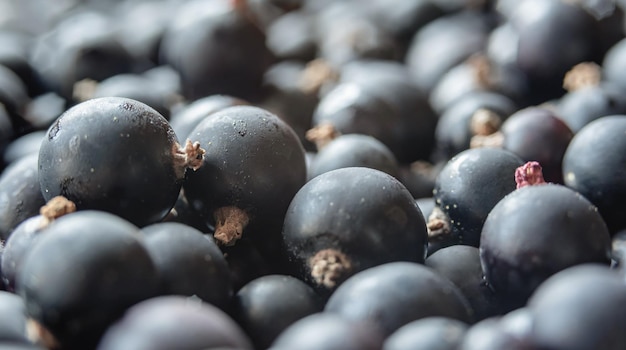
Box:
[27,318,60,350]
[298,58,339,96]
[469,108,504,149]
[38,196,77,228]
[72,78,98,102]
[471,108,502,136]
[228,0,266,38]
[173,139,206,178]
[562,62,602,92]
[309,248,352,289]
[515,161,546,189]
[230,0,247,10]
[468,54,493,89]
[213,206,250,246]
[426,206,451,242]
[305,122,341,150]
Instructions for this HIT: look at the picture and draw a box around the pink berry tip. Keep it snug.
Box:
[515,161,546,189]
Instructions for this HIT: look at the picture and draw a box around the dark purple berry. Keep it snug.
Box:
[38,97,204,227]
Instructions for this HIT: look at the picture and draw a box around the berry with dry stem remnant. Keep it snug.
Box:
[309,249,352,289]
[282,167,427,296]
[38,97,203,227]
[515,161,546,189]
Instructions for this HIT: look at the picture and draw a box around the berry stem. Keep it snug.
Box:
[470,108,502,136]
[173,140,206,178]
[72,78,98,102]
[305,122,341,151]
[427,206,452,242]
[469,108,504,149]
[26,319,60,350]
[515,161,546,189]
[38,196,76,228]
[309,248,352,289]
[298,58,338,96]
[213,206,249,246]
[562,62,601,92]
[468,54,492,89]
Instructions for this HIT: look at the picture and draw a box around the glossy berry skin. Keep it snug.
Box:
[426,245,502,321]
[0,31,43,98]
[499,107,573,184]
[612,229,626,275]
[562,115,626,233]
[311,82,397,152]
[0,59,28,100]
[383,317,468,350]
[364,0,444,52]
[432,91,517,163]
[397,162,441,200]
[38,97,189,227]
[307,133,399,180]
[415,197,435,222]
[480,184,612,309]
[340,60,439,163]
[231,274,322,349]
[96,295,253,350]
[405,11,491,95]
[0,291,31,344]
[432,148,524,247]
[603,37,626,91]
[141,222,232,309]
[528,264,626,350]
[159,0,273,102]
[0,153,45,240]
[270,313,385,350]
[282,167,427,295]
[1,215,48,292]
[557,83,626,133]
[456,317,532,350]
[29,12,133,101]
[91,73,179,121]
[317,13,398,68]
[265,10,316,62]
[325,262,473,337]
[491,0,598,101]
[260,61,319,151]
[168,94,249,143]
[0,116,13,165]
[429,56,530,114]
[3,131,47,165]
[184,105,306,251]
[312,71,437,164]
[16,211,159,350]
[221,239,273,292]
